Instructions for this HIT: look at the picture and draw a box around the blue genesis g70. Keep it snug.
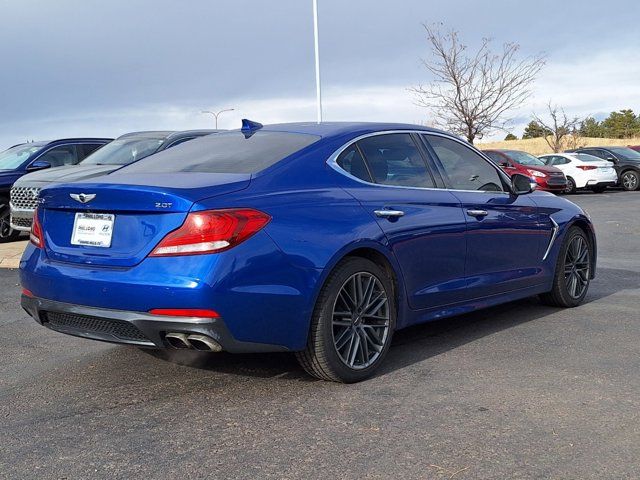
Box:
[20,121,596,382]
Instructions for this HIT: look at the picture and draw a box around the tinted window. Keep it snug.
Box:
[336,145,371,182]
[581,149,608,160]
[122,131,320,174]
[607,147,640,160]
[575,153,604,163]
[484,151,508,165]
[82,137,165,166]
[357,134,434,188]
[426,135,504,192]
[166,137,196,149]
[78,143,106,161]
[38,145,79,167]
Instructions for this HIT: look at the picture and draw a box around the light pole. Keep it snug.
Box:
[201,108,235,129]
[312,0,322,123]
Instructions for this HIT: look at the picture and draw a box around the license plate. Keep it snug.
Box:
[71,213,115,248]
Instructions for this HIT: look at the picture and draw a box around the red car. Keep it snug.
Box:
[483,149,568,192]
[627,145,640,152]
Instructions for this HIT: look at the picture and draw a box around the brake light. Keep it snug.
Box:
[21,288,34,298]
[149,308,220,318]
[149,208,271,257]
[577,165,598,171]
[30,208,44,248]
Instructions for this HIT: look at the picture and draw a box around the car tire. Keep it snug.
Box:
[0,207,21,244]
[296,257,396,383]
[563,177,576,194]
[620,170,640,191]
[590,185,607,193]
[540,226,592,308]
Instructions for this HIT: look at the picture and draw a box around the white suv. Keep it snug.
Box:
[539,152,618,193]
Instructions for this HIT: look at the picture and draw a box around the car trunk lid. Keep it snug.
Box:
[39,172,251,267]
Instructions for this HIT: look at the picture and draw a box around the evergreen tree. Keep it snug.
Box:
[600,109,640,138]
[504,133,518,140]
[522,121,552,139]
[579,117,603,138]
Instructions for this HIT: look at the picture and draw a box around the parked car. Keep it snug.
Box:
[10,130,216,232]
[539,152,618,193]
[482,149,567,192]
[627,145,640,153]
[20,122,596,382]
[566,147,640,191]
[0,138,111,242]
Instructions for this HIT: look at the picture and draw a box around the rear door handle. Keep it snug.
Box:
[467,209,489,218]
[374,209,405,219]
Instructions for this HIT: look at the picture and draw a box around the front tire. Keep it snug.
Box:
[564,177,576,194]
[0,207,20,244]
[296,257,396,383]
[620,170,640,191]
[540,226,592,308]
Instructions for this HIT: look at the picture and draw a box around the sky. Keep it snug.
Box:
[1,0,639,148]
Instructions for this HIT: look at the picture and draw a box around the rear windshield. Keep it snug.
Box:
[504,150,545,166]
[120,130,321,174]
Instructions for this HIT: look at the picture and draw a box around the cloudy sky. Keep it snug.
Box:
[1,0,639,148]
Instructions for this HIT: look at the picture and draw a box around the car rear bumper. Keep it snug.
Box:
[21,294,289,353]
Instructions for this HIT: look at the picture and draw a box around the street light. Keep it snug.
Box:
[201,108,235,129]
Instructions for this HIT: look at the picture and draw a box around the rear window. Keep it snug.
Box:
[120,131,321,174]
[575,153,604,163]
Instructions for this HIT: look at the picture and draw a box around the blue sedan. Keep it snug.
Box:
[20,121,596,382]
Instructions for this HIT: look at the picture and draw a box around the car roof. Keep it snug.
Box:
[116,131,176,140]
[256,121,452,140]
[164,129,220,141]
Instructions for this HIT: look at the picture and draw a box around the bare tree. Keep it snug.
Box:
[411,24,545,144]
[533,103,581,152]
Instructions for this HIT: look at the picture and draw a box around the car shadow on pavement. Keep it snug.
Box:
[143,266,640,381]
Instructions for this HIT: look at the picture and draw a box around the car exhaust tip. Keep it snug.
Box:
[187,334,222,352]
[165,332,191,349]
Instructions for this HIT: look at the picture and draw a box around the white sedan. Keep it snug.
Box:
[539,152,618,193]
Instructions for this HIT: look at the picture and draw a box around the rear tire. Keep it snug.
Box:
[296,257,396,383]
[0,207,20,244]
[620,170,640,191]
[540,226,592,308]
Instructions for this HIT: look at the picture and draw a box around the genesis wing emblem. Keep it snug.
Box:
[70,193,96,204]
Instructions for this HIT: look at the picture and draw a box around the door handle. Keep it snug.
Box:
[466,209,489,218]
[374,209,405,218]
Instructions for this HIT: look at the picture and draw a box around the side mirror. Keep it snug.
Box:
[27,160,51,171]
[511,173,536,195]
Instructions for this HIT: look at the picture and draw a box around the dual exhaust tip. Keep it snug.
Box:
[165,332,222,352]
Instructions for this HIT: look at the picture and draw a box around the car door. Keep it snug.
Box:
[422,134,548,299]
[335,132,467,310]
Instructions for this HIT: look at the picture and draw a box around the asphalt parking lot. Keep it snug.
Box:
[1,191,639,479]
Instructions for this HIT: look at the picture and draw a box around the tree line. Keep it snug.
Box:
[513,109,640,141]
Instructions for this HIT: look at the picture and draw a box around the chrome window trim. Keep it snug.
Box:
[326,130,513,195]
[542,218,560,260]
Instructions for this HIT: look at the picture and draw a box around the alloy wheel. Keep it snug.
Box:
[564,178,575,194]
[331,272,390,370]
[564,235,590,299]
[621,172,638,191]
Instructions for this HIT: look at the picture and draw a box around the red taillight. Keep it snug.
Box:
[149,208,271,257]
[149,308,220,318]
[21,288,34,298]
[577,165,598,171]
[30,208,44,249]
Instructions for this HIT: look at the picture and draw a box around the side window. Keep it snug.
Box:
[541,156,554,165]
[425,135,505,192]
[336,145,372,182]
[556,157,570,165]
[78,143,105,161]
[356,134,435,188]
[583,149,605,160]
[37,145,79,167]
